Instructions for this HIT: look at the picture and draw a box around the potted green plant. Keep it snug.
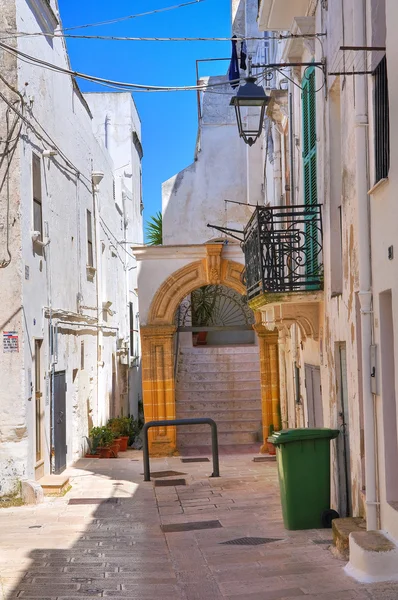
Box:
[191,285,218,346]
[90,426,115,459]
[85,433,100,458]
[108,417,131,452]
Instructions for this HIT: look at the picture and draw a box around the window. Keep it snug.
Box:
[32,154,42,239]
[374,55,390,184]
[35,339,43,462]
[87,209,94,267]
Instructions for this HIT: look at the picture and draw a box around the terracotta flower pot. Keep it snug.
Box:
[110,439,121,458]
[118,436,129,452]
[197,331,208,345]
[85,453,99,459]
[267,441,276,456]
[98,447,111,459]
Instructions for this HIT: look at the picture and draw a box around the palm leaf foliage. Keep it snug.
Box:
[146,211,163,245]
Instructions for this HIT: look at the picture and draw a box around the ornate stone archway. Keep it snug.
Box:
[140,244,281,455]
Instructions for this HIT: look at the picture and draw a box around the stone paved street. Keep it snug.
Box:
[0,452,397,600]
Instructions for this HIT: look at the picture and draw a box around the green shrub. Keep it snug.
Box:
[107,417,131,437]
[90,426,115,448]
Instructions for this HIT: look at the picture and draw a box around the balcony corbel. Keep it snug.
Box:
[260,298,321,341]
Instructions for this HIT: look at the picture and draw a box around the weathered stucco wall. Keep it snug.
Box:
[0,0,143,494]
[162,75,253,246]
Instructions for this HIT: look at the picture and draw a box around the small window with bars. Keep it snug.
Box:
[87,209,94,267]
[374,55,390,184]
[32,153,42,240]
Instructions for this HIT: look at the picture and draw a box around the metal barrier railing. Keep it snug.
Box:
[142,418,220,481]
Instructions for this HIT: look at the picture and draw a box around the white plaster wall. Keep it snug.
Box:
[0,0,143,493]
[162,76,253,245]
[256,0,366,516]
[369,0,398,540]
[0,0,28,496]
[83,92,144,418]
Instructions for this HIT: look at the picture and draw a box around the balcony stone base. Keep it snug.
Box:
[249,291,323,341]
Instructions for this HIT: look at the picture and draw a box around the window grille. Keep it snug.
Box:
[32,154,42,239]
[374,55,390,183]
[86,209,94,267]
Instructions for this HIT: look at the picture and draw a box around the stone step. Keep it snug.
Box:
[37,475,70,496]
[178,354,260,370]
[178,362,260,373]
[173,419,261,433]
[176,380,261,392]
[176,395,262,407]
[332,517,366,560]
[177,430,259,446]
[180,345,259,355]
[177,371,261,383]
[345,530,398,583]
[179,443,262,456]
[176,408,263,421]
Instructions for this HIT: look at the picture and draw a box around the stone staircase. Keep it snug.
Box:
[175,345,262,454]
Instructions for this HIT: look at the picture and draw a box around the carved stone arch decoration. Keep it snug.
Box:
[147,250,246,326]
[141,245,279,457]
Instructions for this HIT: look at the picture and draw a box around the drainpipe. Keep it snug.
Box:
[92,171,104,425]
[273,124,283,206]
[288,77,295,206]
[353,0,377,531]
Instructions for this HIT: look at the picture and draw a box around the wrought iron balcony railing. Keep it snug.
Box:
[242,204,323,300]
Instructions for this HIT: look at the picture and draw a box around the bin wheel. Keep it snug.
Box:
[321,509,339,528]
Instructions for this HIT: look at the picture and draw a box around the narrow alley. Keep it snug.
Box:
[0,453,396,600]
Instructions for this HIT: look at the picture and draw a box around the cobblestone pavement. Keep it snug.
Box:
[0,452,397,600]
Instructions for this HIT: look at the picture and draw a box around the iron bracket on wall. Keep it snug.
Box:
[142,418,220,481]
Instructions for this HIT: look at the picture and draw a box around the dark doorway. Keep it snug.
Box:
[336,342,352,517]
[305,364,323,427]
[53,371,67,474]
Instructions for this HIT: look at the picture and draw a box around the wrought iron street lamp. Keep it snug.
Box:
[230,76,269,146]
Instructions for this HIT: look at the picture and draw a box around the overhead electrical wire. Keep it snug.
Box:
[0,41,243,91]
[0,31,325,42]
[62,0,206,31]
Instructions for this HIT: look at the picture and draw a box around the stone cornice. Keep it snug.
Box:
[132,243,243,263]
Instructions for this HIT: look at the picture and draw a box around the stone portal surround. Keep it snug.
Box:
[141,244,281,455]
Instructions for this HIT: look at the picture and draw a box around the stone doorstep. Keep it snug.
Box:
[345,529,398,583]
[332,517,366,559]
[38,475,70,496]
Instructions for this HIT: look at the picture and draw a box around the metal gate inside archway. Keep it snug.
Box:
[176,284,255,346]
[174,285,262,453]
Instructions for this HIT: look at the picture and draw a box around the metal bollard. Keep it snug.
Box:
[142,418,220,481]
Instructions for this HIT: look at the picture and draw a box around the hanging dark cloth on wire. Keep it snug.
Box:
[240,41,247,70]
[228,35,240,88]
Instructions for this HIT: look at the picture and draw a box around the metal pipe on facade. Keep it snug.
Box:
[353,0,377,531]
[288,79,295,205]
[273,123,283,206]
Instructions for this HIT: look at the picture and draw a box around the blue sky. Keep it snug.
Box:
[57,0,232,233]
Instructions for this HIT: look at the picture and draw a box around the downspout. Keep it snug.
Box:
[289,77,295,206]
[92,171,104,425]
[353,0,377,531]
[273,124,283,206]
[122,189,130,415]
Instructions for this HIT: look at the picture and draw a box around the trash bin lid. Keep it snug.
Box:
[269,428,340,445]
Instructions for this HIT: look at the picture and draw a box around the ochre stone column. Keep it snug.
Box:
[140,324,177,455]
[253,323,281,452]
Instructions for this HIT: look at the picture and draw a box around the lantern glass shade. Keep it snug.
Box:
[230,77,269,146]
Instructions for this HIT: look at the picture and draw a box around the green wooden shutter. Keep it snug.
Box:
[302,67,318,287]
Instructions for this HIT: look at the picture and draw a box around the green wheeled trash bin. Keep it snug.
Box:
[268,428,340,530]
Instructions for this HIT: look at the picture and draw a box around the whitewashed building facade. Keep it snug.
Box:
[0,0,143,494]
[252,0,398,581]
